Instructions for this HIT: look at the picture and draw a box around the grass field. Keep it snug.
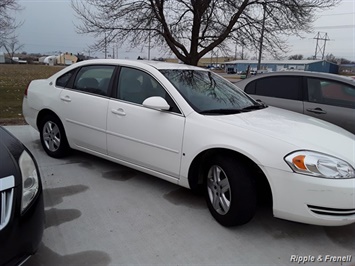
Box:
[0,64,65,124]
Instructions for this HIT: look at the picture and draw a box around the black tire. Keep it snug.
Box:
[204,155,256,226]
[39,114,69,158]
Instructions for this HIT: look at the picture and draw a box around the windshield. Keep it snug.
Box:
[160,69,261,114]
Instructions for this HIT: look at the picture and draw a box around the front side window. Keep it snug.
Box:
[160,69,258,114]
[117,67,180,113]
[307,78,355,108]
[73,65,115,96]
[254,76,302,100]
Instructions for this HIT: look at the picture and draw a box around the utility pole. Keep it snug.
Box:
[235,41,237,60]
[257,2,266,70]
[147,20,152,60]
[313,32,330,60]
[148,30,151,60]
[104,32,108,59]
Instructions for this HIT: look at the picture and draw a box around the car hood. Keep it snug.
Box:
[210,107,355,166]
[0,127,24,186]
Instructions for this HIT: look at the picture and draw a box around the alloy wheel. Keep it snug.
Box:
[42,121,61,152]
[207,165,231,215]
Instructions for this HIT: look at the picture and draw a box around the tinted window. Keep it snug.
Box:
[160,69,256,113]
[307,78,355,108]
[117,67,180,113]
[56,70,76,88]
[245,81,256,94]
[73,65,115,96]
[254,76,301,100]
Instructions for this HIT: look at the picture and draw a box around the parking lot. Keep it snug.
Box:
[5,125,354,266]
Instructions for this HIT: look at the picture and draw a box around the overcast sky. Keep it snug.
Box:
[8,0,355,61]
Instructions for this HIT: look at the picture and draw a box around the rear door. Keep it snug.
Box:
[58,65,116,154]
[244,76,304,113]
[304,77,355,133]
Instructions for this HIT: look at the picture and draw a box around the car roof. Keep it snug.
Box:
[73,59,206,71]
[244,71,355,83]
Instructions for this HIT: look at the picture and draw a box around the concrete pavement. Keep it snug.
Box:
[4,125,354,266]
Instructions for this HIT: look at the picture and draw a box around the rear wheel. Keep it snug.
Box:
[205,155,256,226]
[39,115,69,158]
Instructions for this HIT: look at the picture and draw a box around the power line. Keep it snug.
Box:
[319,12,355,16]
[314,25,355,29]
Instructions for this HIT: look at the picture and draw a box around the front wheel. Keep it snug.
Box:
[205,155,256,226]
[39,115,69,158]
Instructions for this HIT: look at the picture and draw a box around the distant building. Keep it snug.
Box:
[339,64,355,74]
[56,52,78,65]
[38,56,47,64]
[164,58,179,64]
[225,59,339,74]
[198,56,234,68]
[43,56,57,66]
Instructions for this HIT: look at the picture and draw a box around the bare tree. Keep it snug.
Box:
[325,53,337,63]
[288,54,304,60]
[324,53,353,64]
[0,0,22,48]
[3,35,24,62]
[71,0,340,66]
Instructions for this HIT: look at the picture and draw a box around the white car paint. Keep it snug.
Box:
[23,59,355,226]
[107,99,185,177]
[59,89,109,154]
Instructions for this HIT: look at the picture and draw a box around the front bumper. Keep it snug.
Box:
[0,187,45,266]
[263,166,355,226]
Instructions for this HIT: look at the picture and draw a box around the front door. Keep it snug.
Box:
[107,67,185,178]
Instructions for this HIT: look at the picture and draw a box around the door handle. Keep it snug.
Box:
[111,108,126,116]
[60,95,71,102]
[306,108,326,114]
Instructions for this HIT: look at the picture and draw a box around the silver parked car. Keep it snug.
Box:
[236,71,355,134]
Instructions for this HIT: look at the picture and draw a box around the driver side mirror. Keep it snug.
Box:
[142,96,170,111]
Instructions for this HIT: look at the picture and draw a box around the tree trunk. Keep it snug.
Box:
[182,55,200,66]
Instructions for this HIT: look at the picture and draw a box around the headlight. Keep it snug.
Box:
[285,151,355,179]
[19,150,39,212]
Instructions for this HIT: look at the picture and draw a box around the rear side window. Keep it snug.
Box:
[56,69,76,88]
[73,65,115,96]
[254,76,302,100]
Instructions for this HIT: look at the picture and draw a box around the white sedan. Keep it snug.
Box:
[23,59,355,227]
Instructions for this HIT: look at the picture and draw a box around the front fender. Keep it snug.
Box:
[178,113,297,188]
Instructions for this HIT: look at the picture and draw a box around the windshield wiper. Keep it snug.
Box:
[241,103,268,111]
[200,103,267,115]
[199,109,242,115]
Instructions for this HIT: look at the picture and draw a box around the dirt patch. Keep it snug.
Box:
[0,117,27,126]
